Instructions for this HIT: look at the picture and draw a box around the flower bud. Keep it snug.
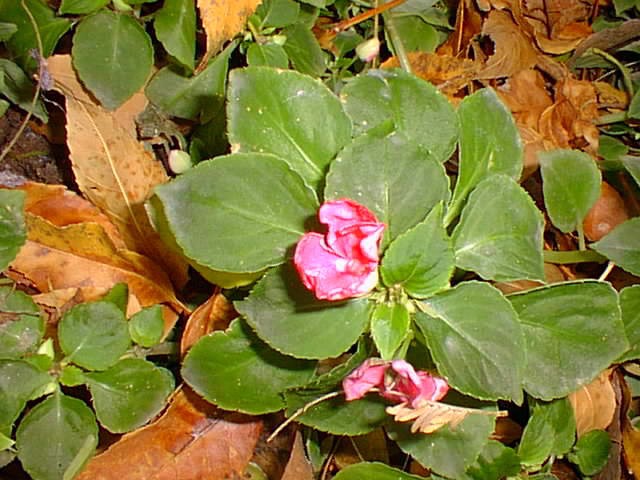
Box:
[168,150,193,174]
[356,38,381,62]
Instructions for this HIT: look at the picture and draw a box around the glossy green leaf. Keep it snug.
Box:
[622,156,640,188]
[0,286,43,359]
[16,392,97,480]
[452,175,545,282]
[86,358,174,433]
[154,153,317,273]
[247,42,289,68]
[539,149,601,233]
[59,365,85,387]
[182,319,315,414]
[517,398,576,466]
[72,10,153,109]
[236,263,371,359]
[619,285,640,362]
[0,60,47,121]
[0,431,13,451]
[58,301,130,371]
[333,462,427,479]
[591,217,640,276]
[387,413,494,479]
[129,305,164,348]
[416,281,524,403]
[462,440,521,480]
[568,429,611,476]
[154,0,195,71]
[0,360,50,436]
[146,41,234,121]
[509,281,627,400]
[227,66,351,189]
[629,87,640,120]
[380,203,454,298]
[371,302,410,360]
[59,0,109,14]
[388,15,439,53]
[101,282,128,313]
[0,188,26,271]
[256,0,300,28]
[283,23,326,76]
[340,69,458,162]
[325,131,450,243]
[0,0,70,68]
[0,22,17,41]
[446,88,522,225]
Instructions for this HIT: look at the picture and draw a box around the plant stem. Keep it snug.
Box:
[267,391,341,442]
[382,10,412,73]
[592,48,635,98]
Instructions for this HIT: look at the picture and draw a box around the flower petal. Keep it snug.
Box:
[319,199,379,232]
[342,359,388,401]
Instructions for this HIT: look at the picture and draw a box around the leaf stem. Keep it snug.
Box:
[382,10,412,73]
[267,391,341,442]
[543,249,607,264]
[576,222,587,251]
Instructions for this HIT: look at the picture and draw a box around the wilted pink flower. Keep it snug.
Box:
[294,199,385,301]
[342,359,449,407]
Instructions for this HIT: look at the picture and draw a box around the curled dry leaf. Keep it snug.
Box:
[196,0,261,70]
[47,55,188,289]
[76,387,263,480]
[280,430,315,480]
[437,0,483,57]
[583,182,629,242]
[33,287,120,325]
[569,369,616,437]
[180,291,238,356]
[386,401,507,434]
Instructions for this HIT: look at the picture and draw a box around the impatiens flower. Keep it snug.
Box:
[294,199,385,301]
[342,359,449,408]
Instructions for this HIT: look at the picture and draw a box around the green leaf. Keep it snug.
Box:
[416,281,524,403]
[72,10,153,109]
[517,398,576,466]
[387,413,494,479]
[101,282,128,313]
[371,302,410,360]
[0,0,70,69]
[0,22,17,41]
[509,281,628,400]
[333,462,427,479]
[340,69,458,162]
[452,175,545,282]
[387,15,439,53]
[462,440,521,480]
[0,60,47,121]
[16,392,97,480]
[0,286,43,359]
[591,217,640,276]
[614,0,640,15]
[154,153,318,273]
[539,149,601,233]
[446,88,522,225]
[282,23,326,76]
[227,66,351,189]
[59,364,85,387]
[58,301,130,371]
[629,88,640,119]
[618,285,640,362]
[380,203,454,298]
[598,135,627,169]
[256,0,300,28]
[146,41,234,121]
[129,305,164,348]
[325,131,450,243]
[622,156,640,188]
[0,360,50,436]
[236,263,371,359]
[154,0,195,71]
[247,42,289,68]
[182,319,315,414]
[568,429,611,476]
[86,358,174,433]
[58,0,109,14]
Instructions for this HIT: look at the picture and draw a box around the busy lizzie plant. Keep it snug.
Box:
[148,65,638,478]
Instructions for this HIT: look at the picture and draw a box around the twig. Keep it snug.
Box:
[598,261,616,282]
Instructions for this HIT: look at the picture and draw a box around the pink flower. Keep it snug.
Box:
[342,359,449,408]
[294,199,385,301]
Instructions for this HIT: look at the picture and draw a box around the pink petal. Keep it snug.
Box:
[327,223,385,262]
[386,360,449,407]
[343,359,389,401]
[319,199,379,232]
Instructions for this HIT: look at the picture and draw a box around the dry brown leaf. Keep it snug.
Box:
[569,369,616,437]
[180,291,237,356]
[77,387,262,480]
[583,182,629,242]
[8,213,183,333]
[197,0,261,69]
[494,263,566,294]
[48,55,188,289]
[281,430,315,480]
[387,401,507,434]
[478,10,539,79]
[438,0,483,57]
[33,287,115,325]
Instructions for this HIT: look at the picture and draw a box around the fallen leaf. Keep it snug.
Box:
[386,401,506,434]
[33,287,115,325]
[196,0,261,70]
[180,291,237,356]
[77,387,263,480]
[494,263,565,294]
[334,429,389,469]
[438,0,483,57]
[569,369,616,437]
[48,55,188,289]
[478,10,539,79]
[583,182,629,242]
[281,430,315,480]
